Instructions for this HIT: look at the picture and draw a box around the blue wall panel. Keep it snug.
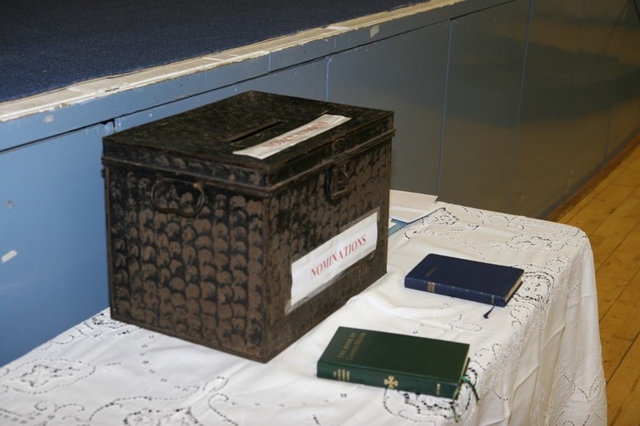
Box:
[439,0,529,212]
[116,61,327,131]
[511,0,632,217]
[326,22,450,194]
[0,124,112,365]
[609,0,640,156]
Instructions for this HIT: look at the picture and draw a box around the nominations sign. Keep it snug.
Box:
[290,212,378,307]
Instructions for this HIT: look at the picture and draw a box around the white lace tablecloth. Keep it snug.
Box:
[0,202,607,425]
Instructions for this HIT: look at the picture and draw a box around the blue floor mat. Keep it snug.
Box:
[1,0,424,102]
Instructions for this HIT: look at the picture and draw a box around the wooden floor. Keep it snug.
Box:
[548,136,640,425]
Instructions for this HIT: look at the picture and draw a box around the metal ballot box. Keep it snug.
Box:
[102,91,394,362]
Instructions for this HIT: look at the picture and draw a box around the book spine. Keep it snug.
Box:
[317,361,459,398]
[405,277,507,307]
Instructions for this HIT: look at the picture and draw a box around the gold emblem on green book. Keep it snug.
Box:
[384,375,398,389]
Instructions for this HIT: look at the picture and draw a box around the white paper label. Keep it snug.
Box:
[232,114,351,159]
[290,212,378,307]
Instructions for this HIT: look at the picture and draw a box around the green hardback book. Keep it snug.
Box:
[317,327,470,399]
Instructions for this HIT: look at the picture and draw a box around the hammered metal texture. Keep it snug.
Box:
[107,167,268,358]
[104,92,393,361]
[106,139,390,362]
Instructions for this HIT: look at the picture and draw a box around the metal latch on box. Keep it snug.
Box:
[327,162,352,200]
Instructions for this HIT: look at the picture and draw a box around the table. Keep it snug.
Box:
[0,202,607,425]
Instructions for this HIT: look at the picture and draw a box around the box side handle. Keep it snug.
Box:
[150,178,205,218]
[326,162,352,201]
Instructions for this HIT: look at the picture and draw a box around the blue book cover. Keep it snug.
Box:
[404,253,524,307]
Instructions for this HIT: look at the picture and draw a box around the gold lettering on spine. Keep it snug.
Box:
[333,369,350,381]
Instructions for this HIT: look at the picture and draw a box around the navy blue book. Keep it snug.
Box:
[404,254,525,307]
